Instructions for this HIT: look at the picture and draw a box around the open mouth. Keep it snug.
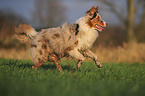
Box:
[95,25,105,31]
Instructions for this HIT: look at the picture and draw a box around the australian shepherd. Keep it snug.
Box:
[15,6,107,72]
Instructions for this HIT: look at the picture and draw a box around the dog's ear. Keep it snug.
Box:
[87,6,96,17]
[96,6,98,13]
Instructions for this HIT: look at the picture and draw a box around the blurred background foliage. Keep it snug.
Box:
[0,0,145,62]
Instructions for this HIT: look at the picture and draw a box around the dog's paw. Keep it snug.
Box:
[32,65,38,70]
[77,63,82,69]
[96,62,102,68]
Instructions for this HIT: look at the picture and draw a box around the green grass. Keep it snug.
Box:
[0,58,145,96]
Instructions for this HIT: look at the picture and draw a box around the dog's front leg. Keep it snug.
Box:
[68,48,85,68]
[83,49,102,68]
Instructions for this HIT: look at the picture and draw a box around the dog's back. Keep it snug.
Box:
[31,23,78,57]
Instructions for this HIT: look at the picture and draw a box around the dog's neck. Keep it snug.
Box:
[75,15,99,50]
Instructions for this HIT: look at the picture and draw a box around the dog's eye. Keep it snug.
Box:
[96,13,98,16]
[90,12,97,20]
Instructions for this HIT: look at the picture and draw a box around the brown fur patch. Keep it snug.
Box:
[42,44,47,49]
[75,41,79,46]
[66,47,73,51]
[52,36,56,39]
[68,36,71,40]
[39,50,42,55]
[38,58,41,62]
[48,52,60,62]
[52,33,60,39]
[54,33,60,38]
[38,40,41,42]
[45,40,49,43]
[88,21,93,28]
[31,44,37,48]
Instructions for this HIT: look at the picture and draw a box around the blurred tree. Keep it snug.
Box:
[32,0,66,29]
[101,0,144,44]
[127,0,135,44]
[0,10,26,40]
[0,10,27,48]
[135,3,145,42]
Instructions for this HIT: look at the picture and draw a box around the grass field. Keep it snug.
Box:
[0,58,145,96]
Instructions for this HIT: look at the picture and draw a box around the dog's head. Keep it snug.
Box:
[87,6,108,31]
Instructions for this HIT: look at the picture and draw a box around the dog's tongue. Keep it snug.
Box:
[96,25,105,31]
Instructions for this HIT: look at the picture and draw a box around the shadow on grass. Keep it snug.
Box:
[18,63,76,72]
[0,58,76,72]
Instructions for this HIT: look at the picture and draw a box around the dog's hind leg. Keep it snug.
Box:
[48,53,63,72]
[68,48,85,68]
[31,54,47,70]
[31,43,48,69]
[52,59,63,72]
[32,60,45,70]
[83,49,102,68]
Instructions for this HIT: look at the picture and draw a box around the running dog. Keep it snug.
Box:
[15,6,107,71]
[68,6,107,69]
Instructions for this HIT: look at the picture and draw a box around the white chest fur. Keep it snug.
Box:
[75,16,99,51]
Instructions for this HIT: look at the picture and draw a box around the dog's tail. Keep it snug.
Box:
[15,24,38,44]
